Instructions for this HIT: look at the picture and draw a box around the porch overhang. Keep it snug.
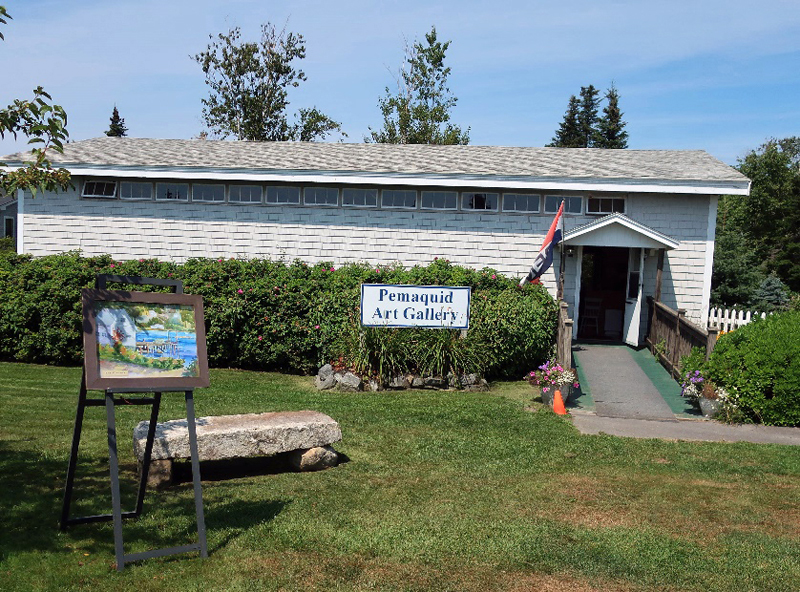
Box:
[563,213,680,250]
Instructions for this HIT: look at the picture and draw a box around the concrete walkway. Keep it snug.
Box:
[570,343,800,446]
[570,412,800,445]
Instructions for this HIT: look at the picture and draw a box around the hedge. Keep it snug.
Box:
[0,253,558,379]
[702,309,800,426]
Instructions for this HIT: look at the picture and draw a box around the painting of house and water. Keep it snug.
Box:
[94,301,200,379]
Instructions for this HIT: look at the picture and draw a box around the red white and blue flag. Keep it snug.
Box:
[520,201,563,286]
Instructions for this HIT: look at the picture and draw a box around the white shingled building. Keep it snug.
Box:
[3,137,750,346]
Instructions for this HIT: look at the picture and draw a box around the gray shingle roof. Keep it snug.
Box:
[3,137,749,188]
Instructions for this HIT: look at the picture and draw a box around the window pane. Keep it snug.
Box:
[266,186,300,204]
[503,193,539,212]
[566,196,582,213]
[83,181,116,198]
[229,185,262,203]
[193,183,225,202]
[382,190,417,208]
[421,191,457,209]
[156,183,189,201]
[303,187,338,206]
[546,195,581,213]
[4,217,13,238]
[120,182,152,200]
[587,197,624,214]
[342,188,377,207]
[462,192,498,210]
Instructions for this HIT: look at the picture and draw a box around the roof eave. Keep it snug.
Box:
[1,162,750,196]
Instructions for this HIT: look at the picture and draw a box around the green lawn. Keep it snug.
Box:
[0,362,798,591]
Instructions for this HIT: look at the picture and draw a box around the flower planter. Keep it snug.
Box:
[699,397,721,419]
[539,385,571,407]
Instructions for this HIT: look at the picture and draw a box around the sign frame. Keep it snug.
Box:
[360,284,471,329]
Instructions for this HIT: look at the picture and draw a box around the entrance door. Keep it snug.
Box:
[577,247,627,340]
[623,248,645,346]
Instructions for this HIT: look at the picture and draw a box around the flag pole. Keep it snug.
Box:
[557,199,565,300]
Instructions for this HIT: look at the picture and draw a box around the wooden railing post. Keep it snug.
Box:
[557,301,573,370]
[706,327,718,360]
[670,309,686,379]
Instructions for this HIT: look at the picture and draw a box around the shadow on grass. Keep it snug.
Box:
[170,451,351,484]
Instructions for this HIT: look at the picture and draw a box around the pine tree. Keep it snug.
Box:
[577,85,600,147]
[548,84,628,149]
[546,95,582,147]
[105,106,128,137]
[594,84,628,148]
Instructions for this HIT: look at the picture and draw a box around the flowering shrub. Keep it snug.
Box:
[0,253,558,377]
[703,309,800,426]
[678,310,800,426]
[527,360,579,394]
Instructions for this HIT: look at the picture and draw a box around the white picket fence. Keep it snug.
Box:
[708,307,769,332]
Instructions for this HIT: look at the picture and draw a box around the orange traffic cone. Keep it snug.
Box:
[553,389,567,415]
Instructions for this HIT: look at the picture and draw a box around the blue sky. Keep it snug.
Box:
[1,0,798,164]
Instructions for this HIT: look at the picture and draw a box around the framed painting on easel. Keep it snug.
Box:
[82,289,210,391]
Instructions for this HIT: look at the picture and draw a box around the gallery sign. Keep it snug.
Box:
[360,284,471,329]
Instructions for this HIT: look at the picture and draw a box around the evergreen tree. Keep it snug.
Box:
[594,84,628,148]
[751,274,790,312]
[368,27,469,145]
[548,83,628,149]
[577,85,600,147]
[546,95,582,147]
[105,106,127,137]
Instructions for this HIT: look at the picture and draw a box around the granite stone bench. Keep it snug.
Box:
[133,410,342,487]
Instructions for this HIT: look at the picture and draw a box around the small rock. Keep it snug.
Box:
[336,371,363,392]
[464,379,489,392]
[423,376,447,388]
[461,373,479,386]
[368,378,383,392]
[142,459,173,489]
[388,375,410,389]
[411,375,425,388]
[318,364,334,380]
[315,373,336,390]
[315,364,336,390]
[289,446,339,471]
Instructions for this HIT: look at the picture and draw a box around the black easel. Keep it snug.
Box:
[60,275,208,571]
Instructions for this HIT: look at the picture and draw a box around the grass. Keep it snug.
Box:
[0,362,798,591]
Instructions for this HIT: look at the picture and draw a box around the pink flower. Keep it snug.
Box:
[491,274,496,279]
[237,289,243,294]
[314,325,320,329]
[375,268,380,273]
[542,387,549,393]
[573,382,580,388]
[258,336,263,341]
[218,258,223,262]
[139,259,144,263]
[109,264,115,268]
[329,267,335,272]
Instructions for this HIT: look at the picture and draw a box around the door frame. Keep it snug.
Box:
[571,245,644,344]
